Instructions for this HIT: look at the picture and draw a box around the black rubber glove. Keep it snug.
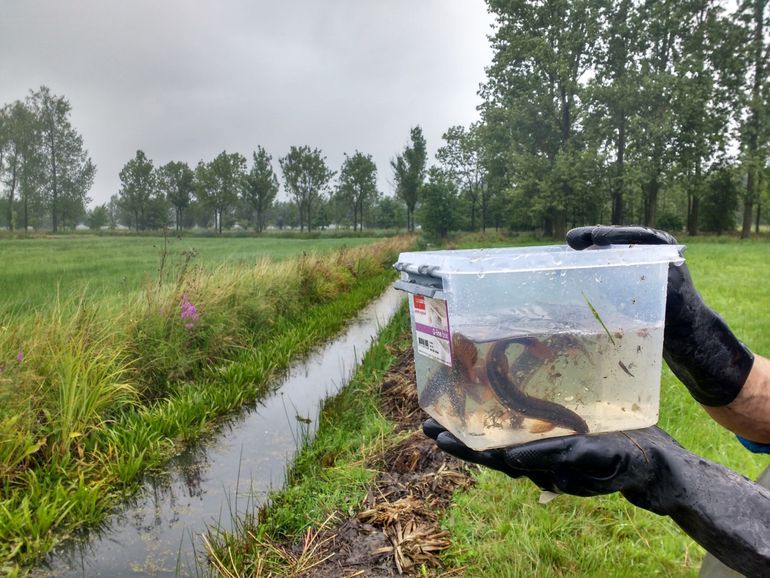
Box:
[424,418,770,576]
[566,225,754,407]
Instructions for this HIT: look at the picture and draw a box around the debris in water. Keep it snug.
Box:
[618,360,635,377]
[582,292,616,346]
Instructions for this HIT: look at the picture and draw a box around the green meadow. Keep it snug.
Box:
[0,235,377,317]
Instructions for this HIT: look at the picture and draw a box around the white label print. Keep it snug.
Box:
[412,294,452,367]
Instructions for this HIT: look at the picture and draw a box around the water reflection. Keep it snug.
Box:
[35,288,405,577]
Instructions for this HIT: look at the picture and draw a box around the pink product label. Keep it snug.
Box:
[412,294,452,367]
[415,323,450,341]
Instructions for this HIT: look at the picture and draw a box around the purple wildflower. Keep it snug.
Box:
[16,350,24,363]
[180,294,199,329]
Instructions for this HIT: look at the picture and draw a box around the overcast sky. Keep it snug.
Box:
[1,1,494,206]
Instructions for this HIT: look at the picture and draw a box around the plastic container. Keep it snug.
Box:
[394,244,684,450]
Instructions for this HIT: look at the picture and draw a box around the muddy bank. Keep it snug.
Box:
[264,346,475,577]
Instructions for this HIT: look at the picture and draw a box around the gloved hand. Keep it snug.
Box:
[566,225,754,407]
[423,417,679,513]
[423,417,770,575]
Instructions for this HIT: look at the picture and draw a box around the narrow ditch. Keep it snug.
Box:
[254,338,476,577]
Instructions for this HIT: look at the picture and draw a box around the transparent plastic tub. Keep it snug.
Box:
[394,244,684,450]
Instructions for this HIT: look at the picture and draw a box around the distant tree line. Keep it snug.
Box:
[0,86,95,232]
[109,146,405,233]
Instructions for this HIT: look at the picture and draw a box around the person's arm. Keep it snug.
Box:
[424,419,770,576]
[705,354,770,443]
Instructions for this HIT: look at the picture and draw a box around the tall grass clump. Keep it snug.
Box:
[0,235,414,570]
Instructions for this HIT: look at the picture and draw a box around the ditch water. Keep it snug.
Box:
[34,287,406,578]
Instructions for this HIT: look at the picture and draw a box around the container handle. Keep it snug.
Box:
[393,280,440,298]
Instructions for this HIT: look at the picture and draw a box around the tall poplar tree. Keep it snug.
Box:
[119,150,155,231]
[391,126,426,232]
[242,147,279,233]
[437,124,487,231]
[196,151,246,234]
[737,0,769,238]
[280,146,334,232]
[671,0,729,235]
[337,151,377,232]
[482,0,601,237]
[30,86,94,232]
[158,161,194,231]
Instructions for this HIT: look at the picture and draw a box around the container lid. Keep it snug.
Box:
[394,244,684,277]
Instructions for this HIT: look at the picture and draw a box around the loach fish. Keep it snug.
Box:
[485,337,589,434]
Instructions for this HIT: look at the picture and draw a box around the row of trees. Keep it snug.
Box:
[0,88,409,235]
[0,87,95,231]
[5,0,768,239]
[112,146,389,233]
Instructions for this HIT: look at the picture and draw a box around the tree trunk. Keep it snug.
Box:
[742,0,765,239]
[742,167,757,239]
[407,205,414,232]
[742,198,754,239]
[688,195,700,236]
[358,201,364,232]
[644,177,659,228]
[756,202,761,234]
[298,201,304,231]
[481,191,488,233]
[554,209,566,240]
[543,215,554,238]
[50,133,59,233]
[611,188,623,226]
[611,112,626,225]
[7,164,17,231]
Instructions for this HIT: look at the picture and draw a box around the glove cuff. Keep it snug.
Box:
[664,304,754,406]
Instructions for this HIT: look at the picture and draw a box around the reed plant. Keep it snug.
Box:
[0,235,414,570]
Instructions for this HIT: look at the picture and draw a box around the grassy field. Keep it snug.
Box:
[0,235,377,317]
[0,235,413,572]
[224,235,770,577]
